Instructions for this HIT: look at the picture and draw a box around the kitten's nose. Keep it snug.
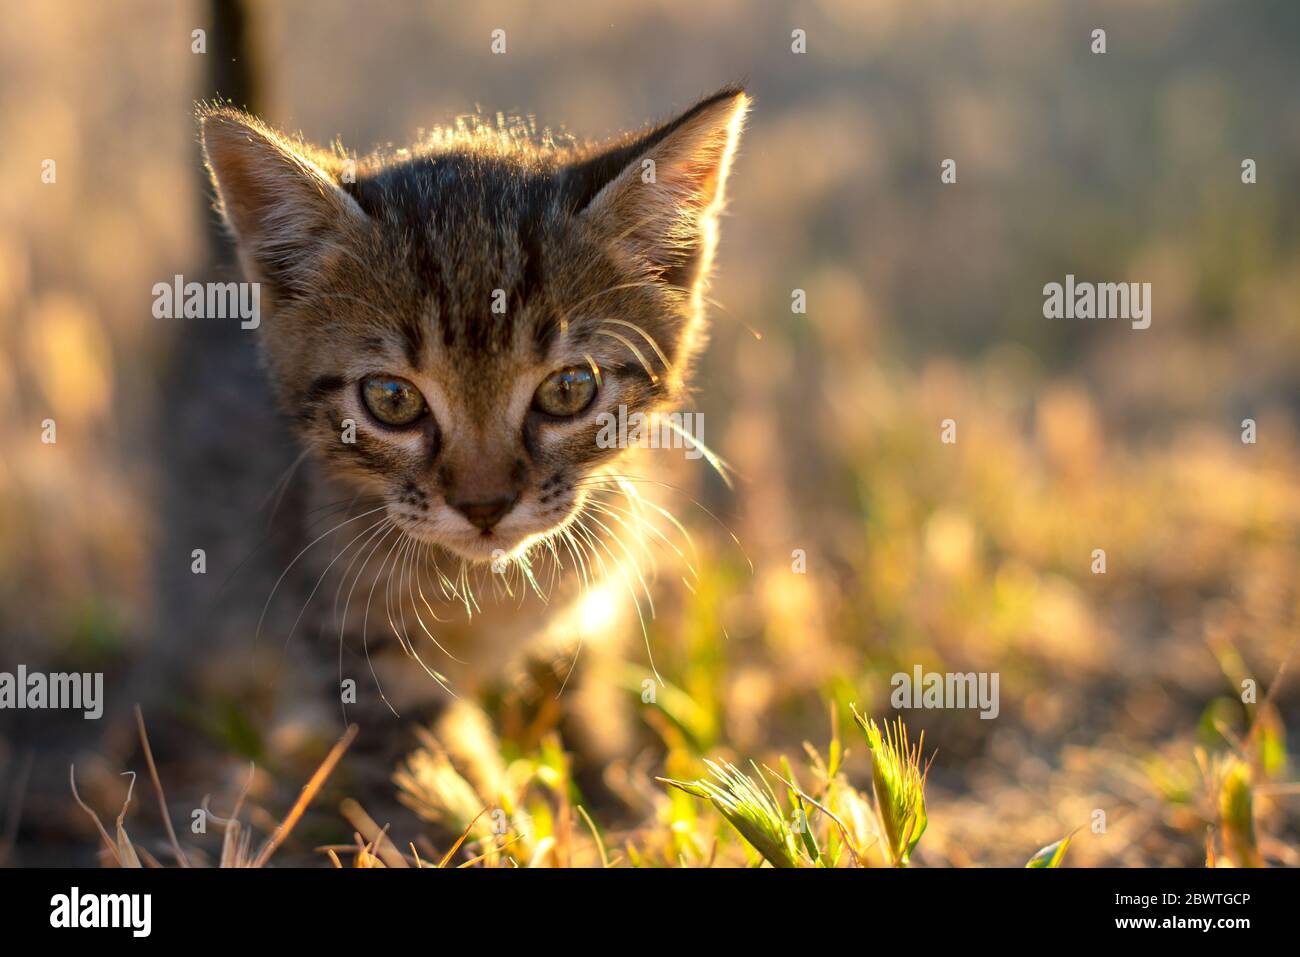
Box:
[450,494,518,533]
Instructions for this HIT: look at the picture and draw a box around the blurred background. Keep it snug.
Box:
[0,0,1297,866]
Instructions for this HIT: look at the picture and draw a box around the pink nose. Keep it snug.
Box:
[450,494,518,532]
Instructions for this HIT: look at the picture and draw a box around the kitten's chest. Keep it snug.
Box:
[293,473,580,698]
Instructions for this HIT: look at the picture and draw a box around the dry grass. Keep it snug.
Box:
[0,0,1297,868]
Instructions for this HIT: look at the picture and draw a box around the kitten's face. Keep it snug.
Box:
[203,90,747,561]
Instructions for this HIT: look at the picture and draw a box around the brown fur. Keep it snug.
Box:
[198,90,748,738]
[201,89,746,567]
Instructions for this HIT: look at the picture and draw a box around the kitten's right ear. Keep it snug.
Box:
[200,107,366,294]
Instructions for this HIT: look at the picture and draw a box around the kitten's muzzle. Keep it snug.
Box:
[450,493,519,533]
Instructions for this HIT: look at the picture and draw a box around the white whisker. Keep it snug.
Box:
[255,504,388,649]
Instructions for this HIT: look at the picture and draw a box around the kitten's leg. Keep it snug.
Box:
[520,579,638,797]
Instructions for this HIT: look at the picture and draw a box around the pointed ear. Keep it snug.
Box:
[199,107,366,295]
[572,88,750,291]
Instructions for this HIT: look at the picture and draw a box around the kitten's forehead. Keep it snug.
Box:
[344,152,565,354]
[336,149,670,397]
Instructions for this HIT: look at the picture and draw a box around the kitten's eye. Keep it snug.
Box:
[361,375,428,428]
[532,366,598,418]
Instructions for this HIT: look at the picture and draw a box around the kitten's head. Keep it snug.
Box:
[201,88,748,562]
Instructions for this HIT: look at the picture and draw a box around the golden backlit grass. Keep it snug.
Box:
[1,0,1297,868]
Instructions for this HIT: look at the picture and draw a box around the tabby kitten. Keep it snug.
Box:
[199,88,748,724]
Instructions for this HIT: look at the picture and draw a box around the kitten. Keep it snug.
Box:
[196,88,749,750]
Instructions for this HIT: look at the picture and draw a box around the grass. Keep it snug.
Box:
[2,0,1298,871]
[63,643,1292,869]
[852,709,929,866]
[21,351,1293,868]
[50,369,1300,867]
[70,712,358,869]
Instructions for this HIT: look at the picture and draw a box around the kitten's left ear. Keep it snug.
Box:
[572,88,750,291]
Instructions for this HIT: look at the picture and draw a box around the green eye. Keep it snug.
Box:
[532,366,598,417]
[361,375,428,427]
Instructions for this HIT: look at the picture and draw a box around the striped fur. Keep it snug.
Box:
[200,89,749,564]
